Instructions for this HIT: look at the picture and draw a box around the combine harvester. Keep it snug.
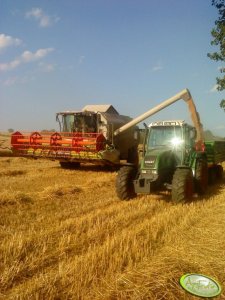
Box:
[8,105,139,168]
[2,88,225,202]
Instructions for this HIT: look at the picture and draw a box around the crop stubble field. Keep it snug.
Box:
[0,145,225,299]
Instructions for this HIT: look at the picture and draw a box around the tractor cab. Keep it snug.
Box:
[143,120,197,169]
[146,120,196,152]
[133,120,198,194]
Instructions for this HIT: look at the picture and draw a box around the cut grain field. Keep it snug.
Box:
[0,157,225,299]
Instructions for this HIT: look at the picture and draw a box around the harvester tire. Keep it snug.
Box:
[116,166,137,200]
[195,159,208,194]
[60,162,80,169]
[172,168,193,203]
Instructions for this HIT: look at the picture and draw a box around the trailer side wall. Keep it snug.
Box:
[205,141,225,165]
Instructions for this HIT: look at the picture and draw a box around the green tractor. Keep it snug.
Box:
[115,89,223,203]
[116,120,208,202]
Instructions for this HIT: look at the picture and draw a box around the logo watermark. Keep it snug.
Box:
[180,273,222,298]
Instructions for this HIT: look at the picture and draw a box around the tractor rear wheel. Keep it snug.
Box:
[116,166,137,200]
[172,168,194,203]
[195,159,208,194]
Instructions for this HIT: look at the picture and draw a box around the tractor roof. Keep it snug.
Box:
[149,120,185,127]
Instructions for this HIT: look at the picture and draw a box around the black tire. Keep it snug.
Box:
[209,165,223,183]
[195,159,208,194]
[215,165,223,180]
[60,161,81,169]
[116,166,137,200]
[172,168,194,203]
[208,166,217,184]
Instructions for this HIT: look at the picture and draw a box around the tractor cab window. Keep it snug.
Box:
[148,126,183,148]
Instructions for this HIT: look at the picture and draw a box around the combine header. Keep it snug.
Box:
[11,131,106,160]
[8,105,139,167]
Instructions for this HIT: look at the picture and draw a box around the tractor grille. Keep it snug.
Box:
[144,155,156,168]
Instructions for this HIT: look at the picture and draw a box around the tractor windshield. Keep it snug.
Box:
[148,126,183,148]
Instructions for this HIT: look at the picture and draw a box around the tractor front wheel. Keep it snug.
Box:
[116,166,137,200]
[172,168,194,203]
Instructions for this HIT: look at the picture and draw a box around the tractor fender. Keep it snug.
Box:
[174,165,192,174]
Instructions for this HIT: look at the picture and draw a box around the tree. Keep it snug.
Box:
[208,0,225,109]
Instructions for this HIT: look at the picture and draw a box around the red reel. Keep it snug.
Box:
[72,132,83,152]
[11,131,24,149]
[50,132,62,147]
[30,132,42,147]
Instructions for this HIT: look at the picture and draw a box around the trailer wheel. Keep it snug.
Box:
[208,166,217,184]
[116,166,137,200]
[172,168,193,203]
[195,159,208,194]
[60,162,80,169]
[215,165,223,180]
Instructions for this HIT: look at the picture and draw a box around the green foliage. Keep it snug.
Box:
[208,0,225,109]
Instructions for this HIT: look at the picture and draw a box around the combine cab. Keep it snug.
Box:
[10,105,139,167]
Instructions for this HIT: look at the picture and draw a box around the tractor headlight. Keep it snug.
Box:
[141,169,157,175]
[152,169,158,174]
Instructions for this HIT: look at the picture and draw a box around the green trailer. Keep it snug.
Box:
[205,141,225,183]
[205,141,225,165]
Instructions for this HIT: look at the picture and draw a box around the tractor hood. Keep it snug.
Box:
[142,147,180,169]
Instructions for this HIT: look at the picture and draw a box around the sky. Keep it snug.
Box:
[0,0,225,136]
